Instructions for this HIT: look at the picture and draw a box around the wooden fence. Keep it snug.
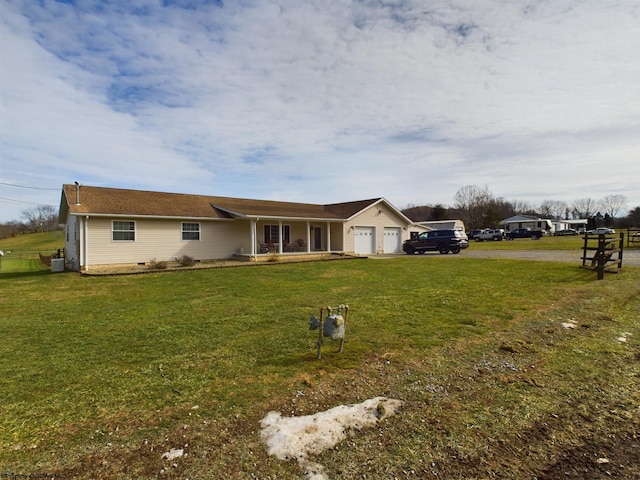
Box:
[581,233,624,280]
[38,249,64,267]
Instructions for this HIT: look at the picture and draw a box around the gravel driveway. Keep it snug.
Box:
[461,249,640,267]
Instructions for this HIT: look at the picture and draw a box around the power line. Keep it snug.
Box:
[0,182,59,191]
[0,196,55,206]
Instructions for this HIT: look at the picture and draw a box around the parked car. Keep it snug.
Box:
[555,228,578,236]
[474,228,504,241]
[505,228,545,240]
[467,229,484,241]
[587,228,615,235]
[403,229,469,254]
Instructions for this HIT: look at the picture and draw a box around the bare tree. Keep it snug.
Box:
[454,185,494,229]
[0,220,27,239]
[539,200,568,219]
[572,198,598,219]
[22,205,59,232]
[510,200,533,215]
[600,195,627,221]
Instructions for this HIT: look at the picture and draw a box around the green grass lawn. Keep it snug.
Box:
[0,229,65,253]
[469,232,639,251]
[1,236,639,479]
[469,234,583,250]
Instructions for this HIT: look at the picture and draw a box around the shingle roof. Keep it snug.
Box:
[59,184,382,222]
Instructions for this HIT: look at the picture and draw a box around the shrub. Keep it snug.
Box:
[148,259,168,270]
[177,255,195,267]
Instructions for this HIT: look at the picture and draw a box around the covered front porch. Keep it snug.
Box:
[242,218,345,259]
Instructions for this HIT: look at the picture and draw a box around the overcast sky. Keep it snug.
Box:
[1,0,639,223]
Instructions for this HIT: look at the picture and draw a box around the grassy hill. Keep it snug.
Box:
[0,229,65,252]
[0,230,64,273]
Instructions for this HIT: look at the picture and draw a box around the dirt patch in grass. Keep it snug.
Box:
[48,334,639,479]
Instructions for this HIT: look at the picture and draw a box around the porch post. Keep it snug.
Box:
[250,219,256,257]
[278,220,283,254]
[306,221,311,253]
[326,222,331,252]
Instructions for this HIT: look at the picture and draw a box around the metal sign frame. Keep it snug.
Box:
[308,304,348,359]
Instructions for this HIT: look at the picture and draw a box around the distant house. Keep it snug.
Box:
[500,215,589,234]
[416,219,466,232]
[551,219,588,233]
[500,215,553,233]
[58,184,418,271]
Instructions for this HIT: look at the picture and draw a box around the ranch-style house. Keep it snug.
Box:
[59,184,423,271]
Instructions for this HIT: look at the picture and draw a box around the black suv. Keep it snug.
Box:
[403,229,469,255]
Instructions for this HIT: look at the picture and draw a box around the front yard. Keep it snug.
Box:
[1,247,638,479]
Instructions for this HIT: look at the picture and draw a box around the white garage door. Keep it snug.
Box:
[354,227,375,254]
[383,227,402,253]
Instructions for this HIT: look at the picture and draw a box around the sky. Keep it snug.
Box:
[1,0,639,223]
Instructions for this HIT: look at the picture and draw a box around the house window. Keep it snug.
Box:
[264,224,290,244]
[182,222,200,241]
[112,221,135,241]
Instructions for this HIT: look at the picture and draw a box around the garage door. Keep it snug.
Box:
[383,227,402,253]
[354,227,375,254]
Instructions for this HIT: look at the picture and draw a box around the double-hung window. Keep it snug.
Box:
[264,224,290,244]
[112,221,135,241]
[182,222,200,241]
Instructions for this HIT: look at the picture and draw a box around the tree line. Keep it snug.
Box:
[1,187,639,239]
[0,205,60,238]
[402,185,639,231]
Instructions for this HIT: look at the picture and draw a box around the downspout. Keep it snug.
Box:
[77,216,84,271]
[83,215,89,271]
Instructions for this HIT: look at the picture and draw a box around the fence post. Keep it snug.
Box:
[596,235,605,280]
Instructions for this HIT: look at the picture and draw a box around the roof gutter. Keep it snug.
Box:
[244,215,345,222]
[66,212,344,222]
[66,212,234,221]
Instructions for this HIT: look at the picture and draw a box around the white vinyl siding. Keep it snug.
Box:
[86,218,249,266]
[344,203,411,254]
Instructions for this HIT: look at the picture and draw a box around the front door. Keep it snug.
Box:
[313,227,322,250]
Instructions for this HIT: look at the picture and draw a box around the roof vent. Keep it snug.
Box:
[74,181,81,205]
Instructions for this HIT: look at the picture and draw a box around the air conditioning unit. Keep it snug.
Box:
[51,258,65,272]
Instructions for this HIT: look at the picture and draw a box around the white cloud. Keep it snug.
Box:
[1,0,639,220]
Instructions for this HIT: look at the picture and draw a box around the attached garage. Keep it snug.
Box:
[383,227,402,253]
[354,226,375,254]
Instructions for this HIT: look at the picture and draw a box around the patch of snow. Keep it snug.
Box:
[161,448,184,461]
[260,396,403,479]
[618,331,632,343]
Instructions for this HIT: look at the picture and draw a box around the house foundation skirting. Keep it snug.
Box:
[233,251,338,263]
